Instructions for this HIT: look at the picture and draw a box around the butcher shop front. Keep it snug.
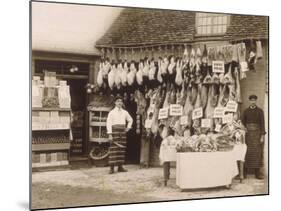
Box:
[84,9,268,188]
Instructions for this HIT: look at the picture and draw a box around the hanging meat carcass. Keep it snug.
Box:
[142,58,150,79]
[134,90,147,125]
[182,86,194,128]
[127,62,137,86]
[148,59,156,81]
[201,84,208,110]
[161,56,169,84]
[136,60,144,86]
[157,57,163,84]
[97,61,104,87]
[108,62,116,90]
[189,48,196,72]
[204,85,216,131]
[192,84,203,134]
[151,87,165,136]
[175,58,183,86]
[190,83,198,106]
[234,67,242,103]
[168,56,177,85]
[224,64,236,101]
[121,61,128,87]
[115,62,123,89]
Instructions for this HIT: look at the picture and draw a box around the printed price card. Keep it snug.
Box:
[213,107,225,118]
[215,124,222,132]
[169,104,183,116]
[145,119,153,129]
[201,118,212,128]
[158,107,169,120]
[222,113,233,124]
[225,100,238,112]
[180,115,189,125]
[192,107,203,120]
[212,61,225,73]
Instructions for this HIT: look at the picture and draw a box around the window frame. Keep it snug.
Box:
[195,13,230,36]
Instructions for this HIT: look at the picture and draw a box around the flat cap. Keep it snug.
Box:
[249,94,258,100]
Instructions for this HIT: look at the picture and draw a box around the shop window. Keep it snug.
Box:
[34,59,89,76]
[196,13,229,36]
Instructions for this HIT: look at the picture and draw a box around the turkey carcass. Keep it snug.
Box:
[108,63,116,90]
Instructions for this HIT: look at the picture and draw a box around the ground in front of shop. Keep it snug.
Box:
[32,165,268,210]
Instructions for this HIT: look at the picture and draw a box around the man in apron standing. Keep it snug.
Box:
[106,96,133,174]
[242,94,266,179]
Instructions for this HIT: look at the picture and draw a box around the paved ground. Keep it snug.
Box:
[32,165,268,210]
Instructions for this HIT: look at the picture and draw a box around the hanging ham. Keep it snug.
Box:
[115,63,122,89]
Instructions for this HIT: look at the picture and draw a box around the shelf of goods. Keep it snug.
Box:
[88,106,111,166]
[32,73,72,168]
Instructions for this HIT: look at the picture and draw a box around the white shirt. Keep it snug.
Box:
[106,107,133,134]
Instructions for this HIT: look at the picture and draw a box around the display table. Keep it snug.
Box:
[176,151,239,189]
[159,145,177,164]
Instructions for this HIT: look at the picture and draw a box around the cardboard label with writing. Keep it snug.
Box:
[215,124,222,132]
[201,118,212,128]
[192,107,203,120]
[240,61,249,72]
[180,115,189,125]
[222,113,233,124]
[169,104,183,116]
[158,107,169,120]
[225,100,238,112]
[213,107,225,118]
[212,61,225,73]
[145,119,153,129]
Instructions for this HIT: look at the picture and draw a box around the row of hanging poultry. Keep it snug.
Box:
[95,42,262,140]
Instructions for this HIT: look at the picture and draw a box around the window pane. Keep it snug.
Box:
[206,26,211,34]
[213,17,218,25]
[202,17,207,25]
[222,25,227,33]
[218,16,223,24]
[198,17,203,26]
[197,26,202,34]
[213,25,218,34]
[207,17,212,25]
[222,16,228,24]
[217,25,223,34]
[202,26,207,34]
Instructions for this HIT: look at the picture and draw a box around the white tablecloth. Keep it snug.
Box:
[159,146,177,164]
[176,151,239,189]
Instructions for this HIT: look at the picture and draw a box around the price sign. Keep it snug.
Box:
[240,61,249,72]
[169,104,183,116]
[222,113,233,124]
[158,107,169,120]
[212,61,225,73]
[215,124,222,132]
[201,119,212,128]
[225,100,238,112]
[180,115,189,125]
[145,119,153,129]
[192,107,203,120]
[213,107,225,118]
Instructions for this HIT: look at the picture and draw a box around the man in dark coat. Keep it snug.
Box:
[242,94,266,179]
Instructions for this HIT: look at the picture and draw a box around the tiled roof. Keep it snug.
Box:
[96,9,268,47]
[224,15,268,40]
[96,8,196,47]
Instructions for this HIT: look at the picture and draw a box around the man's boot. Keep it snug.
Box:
[255,168,264,180]
[109,165,114,174]
[118,165,128,172]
